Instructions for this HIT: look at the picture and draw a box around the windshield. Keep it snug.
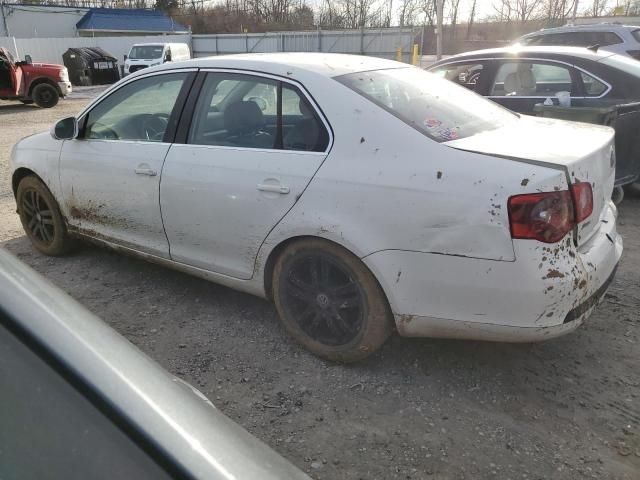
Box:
[336,67,517,142]
[128,46,163,60]
[600,54,640,78]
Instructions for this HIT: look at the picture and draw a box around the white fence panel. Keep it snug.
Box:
[191,28,417,61]
[1,29,416,66]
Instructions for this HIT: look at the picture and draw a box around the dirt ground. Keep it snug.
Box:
[1,97,639,480]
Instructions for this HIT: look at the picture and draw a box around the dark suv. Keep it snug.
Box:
[516,24,640,60]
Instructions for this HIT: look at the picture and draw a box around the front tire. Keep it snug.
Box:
[16,176,74,256]
[273,239,394,363]
[32,83,59,108]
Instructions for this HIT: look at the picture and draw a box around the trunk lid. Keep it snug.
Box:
[445,116,615,246]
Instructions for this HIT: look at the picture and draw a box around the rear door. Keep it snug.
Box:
[488,59,579,114]
[160,71,331,279]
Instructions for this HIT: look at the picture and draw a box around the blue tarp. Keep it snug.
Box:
[76,8,188,33]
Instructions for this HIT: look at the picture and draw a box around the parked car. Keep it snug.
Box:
[0,47,71,108]
[427,46,640,193]
[124,42,191,75]
[10,53,622,362]
[0,248,311,480]
[515,23,640,60]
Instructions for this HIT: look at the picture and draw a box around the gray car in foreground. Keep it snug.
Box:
[0,248,310,480]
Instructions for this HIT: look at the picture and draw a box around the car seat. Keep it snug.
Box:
[504,64,537,96]
[224,101,273,149]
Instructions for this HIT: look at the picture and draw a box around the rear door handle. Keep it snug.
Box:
[257,184,290,194]
[135,167,157,176]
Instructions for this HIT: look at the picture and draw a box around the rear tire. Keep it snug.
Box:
[32,83,59,108]
[16,176,74,256]
[612,186,624,205]
[272,239,394,363]
[625,181,640,197]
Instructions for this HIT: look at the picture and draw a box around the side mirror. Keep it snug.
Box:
[124,54,127,61]
[51,117,78,140]
[24,54,32,64]
[164,53,172,62]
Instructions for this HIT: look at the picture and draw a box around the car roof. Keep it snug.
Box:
[435,45,617,63]
[152,52,406,78]
[521,23,638,36]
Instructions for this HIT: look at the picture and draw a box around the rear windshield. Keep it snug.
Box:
[129,46,163,60]
[600,54,640,78]
[336,67,516,142]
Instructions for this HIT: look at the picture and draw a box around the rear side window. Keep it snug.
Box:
[593,32,624,46]
[633,30,640,42]
[491,62,573,96]
[580,72,608,96]
[188,72,329,152]
[526,31,623,47]
[337,67,516,143]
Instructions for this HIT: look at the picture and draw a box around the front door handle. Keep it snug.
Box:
[135,167,157,176]
[257,184,290,194]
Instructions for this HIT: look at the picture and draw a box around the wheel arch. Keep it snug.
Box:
[28,77,61,97]
[261,235,393,315]
[12,167,38,198]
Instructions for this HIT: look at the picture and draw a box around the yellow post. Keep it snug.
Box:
[412,44,419,66]
[396,46,403,63]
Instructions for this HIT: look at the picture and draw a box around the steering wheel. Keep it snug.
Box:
[88,122,119,140]
[141,113,170,142]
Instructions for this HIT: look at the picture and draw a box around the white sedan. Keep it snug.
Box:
[10,53,622,362]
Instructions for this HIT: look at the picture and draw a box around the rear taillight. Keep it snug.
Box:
[570,182,593,223]
[508,191,575,243]
[508,183,593,243]
[626,50,640,60]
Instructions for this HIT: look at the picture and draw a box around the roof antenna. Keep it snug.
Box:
[587,44,600,52]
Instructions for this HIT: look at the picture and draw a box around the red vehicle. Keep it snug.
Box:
[0,48,71,108]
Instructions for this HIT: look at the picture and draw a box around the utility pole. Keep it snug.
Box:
[572,0,579,23]
[436,0,443,59]
[1,1,11,37]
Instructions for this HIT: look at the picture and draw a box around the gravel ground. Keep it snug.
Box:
[1,97,639,479]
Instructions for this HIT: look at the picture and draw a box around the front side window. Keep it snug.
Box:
[84,72,187,142]
[188,72,329,152]
[491,61,573,97]
[430,62,485,92]
[337,67,516,143]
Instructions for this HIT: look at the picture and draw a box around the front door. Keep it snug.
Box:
[160,71,331,279]
[0,48,19,95]
[59,71,193,258]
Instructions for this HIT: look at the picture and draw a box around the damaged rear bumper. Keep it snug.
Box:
[364,201,622,342]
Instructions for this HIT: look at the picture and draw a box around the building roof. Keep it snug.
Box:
[76,8,188,33]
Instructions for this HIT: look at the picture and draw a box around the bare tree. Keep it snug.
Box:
[495,0,544,23]
[587,0,609,16]
[398,0,420,26]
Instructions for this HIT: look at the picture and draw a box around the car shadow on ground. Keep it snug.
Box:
[0,234,592,376]
[0,104,37,115]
